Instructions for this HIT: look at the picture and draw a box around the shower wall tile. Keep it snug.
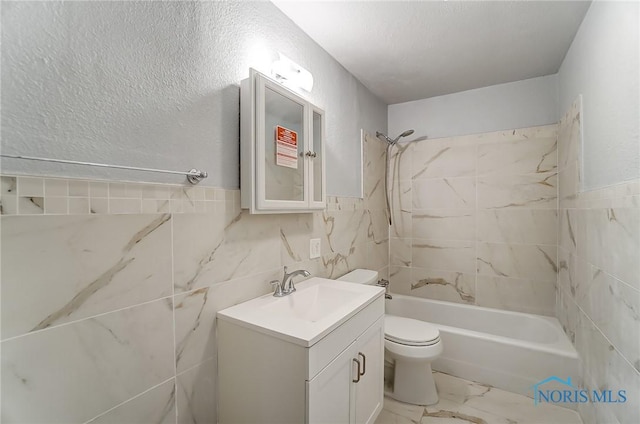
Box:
[556,98,640,424]
[388,123,559,317]
[1,299,175,424]
[389,179,412,238]
[363,131,387,210]
[410,268,476,304]
[583,207,640,290]
[1,214,173,340]
[388,266,412,295]
[477,172,557,209]
[557,96,582,171]
[558,208,577,252]
[412,143,476,179]
[575,263,640,373]
[388,143,414,182]
[412,239,476,274]
[477,134,557,176]
[476,243,557,283]
[412,177,476,209]
[559,162,580,208]
[412,209,475,241]
[575,310,640,424]
[390,238,412,267]
[368,239,389,272]
[476,275,555,316]
[477,209,557,245]
[557,248,577,297]
[367,209,389,244]
[88,379,176,424]
[555,288,578,344]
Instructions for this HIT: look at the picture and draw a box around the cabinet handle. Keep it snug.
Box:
[352,358,361,383]
[310,151,317,158]
[358,352,366,376]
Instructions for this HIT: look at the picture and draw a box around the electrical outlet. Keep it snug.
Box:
[310,238,321,259]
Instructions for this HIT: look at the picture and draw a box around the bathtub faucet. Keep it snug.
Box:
[377,279,392,299]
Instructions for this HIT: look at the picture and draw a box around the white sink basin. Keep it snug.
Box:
[261,284,357,322]
[217,277,384,347]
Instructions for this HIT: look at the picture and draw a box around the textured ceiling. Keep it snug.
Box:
[272,1,591,104]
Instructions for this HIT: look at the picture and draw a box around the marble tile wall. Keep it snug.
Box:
[0,133,388,424]
[388,124,559,316]
[555,97,640,424]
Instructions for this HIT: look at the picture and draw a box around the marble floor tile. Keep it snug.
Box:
[375,372,583,424]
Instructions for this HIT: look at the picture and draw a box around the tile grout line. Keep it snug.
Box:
[170,210,179,423]
[0,293,175,344]
[81,376,176,424]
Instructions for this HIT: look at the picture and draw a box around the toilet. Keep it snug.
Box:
[338,269,443,406]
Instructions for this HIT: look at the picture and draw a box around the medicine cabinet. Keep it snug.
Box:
[241,69,326,213]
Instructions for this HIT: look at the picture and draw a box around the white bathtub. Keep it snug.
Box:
[385,294,579,399]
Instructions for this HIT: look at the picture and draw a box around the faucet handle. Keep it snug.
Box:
[270,280,285,297]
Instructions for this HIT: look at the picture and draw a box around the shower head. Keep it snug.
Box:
[376,129,415,145]
[376,131,393,144]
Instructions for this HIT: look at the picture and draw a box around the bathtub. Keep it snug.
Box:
[385,294,579,399]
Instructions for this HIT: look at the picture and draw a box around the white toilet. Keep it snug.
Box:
[338,269,443,406]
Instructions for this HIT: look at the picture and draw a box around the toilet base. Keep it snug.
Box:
[388,360,438,406]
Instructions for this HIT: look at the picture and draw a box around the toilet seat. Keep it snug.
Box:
[385,315,440,346]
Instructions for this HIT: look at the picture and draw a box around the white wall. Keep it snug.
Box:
[388,75,558,141]
[558,1,640,190]
[0,1,387,196]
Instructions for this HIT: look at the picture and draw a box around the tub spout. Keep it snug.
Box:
[377,279,392,299]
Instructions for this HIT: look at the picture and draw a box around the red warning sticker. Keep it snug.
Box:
[275,125,298,169]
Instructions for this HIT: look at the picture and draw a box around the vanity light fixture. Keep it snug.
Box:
[271,52,313,92]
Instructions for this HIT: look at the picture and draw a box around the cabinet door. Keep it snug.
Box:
[308,107,326,209]
[307,342,357,424]
[354,317,385,424]
[256,74,308,210]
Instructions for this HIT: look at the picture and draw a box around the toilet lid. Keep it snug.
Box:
[385,315,440,346]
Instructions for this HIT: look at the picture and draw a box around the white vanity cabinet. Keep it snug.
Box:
[307,316,384,424]
[217,294,384,424]
[241,68,326,214]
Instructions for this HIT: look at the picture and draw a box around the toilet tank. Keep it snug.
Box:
[337,269,378,285]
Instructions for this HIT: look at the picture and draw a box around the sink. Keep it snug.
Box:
[217,277,384,347]
[261,284,357,322]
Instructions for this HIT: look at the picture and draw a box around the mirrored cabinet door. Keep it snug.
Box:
[262,84,306,204]
[241,69,326,214]
[310,108,326,208]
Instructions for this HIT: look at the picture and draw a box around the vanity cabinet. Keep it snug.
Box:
[218,295,384,424]
[241,69,326,214]
[308,317,384,424]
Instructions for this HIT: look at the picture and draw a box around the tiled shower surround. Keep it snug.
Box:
[555,100,640,424]
[388,124,559,316]
[0,133,389,423]
[386,99,640,424]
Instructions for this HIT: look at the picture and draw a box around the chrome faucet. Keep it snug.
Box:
[376,279,392,300]
[272,266,310,296]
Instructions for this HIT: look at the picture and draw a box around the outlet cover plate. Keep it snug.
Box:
[310,238,321,259]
